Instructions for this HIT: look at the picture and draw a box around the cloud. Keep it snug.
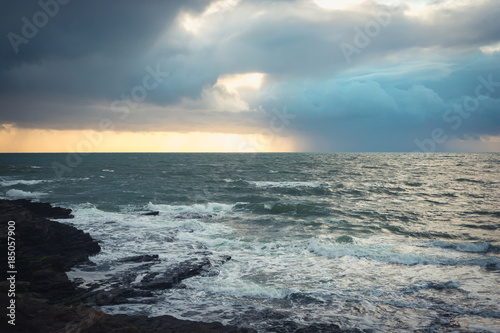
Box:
[0,0,499,151]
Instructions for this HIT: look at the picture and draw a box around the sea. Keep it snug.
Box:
[1,153,499,332]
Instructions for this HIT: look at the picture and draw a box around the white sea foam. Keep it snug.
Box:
[427,240,491,253]
[223,178,245,183]
[64,203,236,261]
[63,201,500,332]
[186,274,293,299]
[102,169,114,172]
[147,202,234,216]
[63,205,188,262]
[247,181,328,188]
[308,239,426,265]
[0,179,49,186]
[308,238,500,270]
[5,188,48,199]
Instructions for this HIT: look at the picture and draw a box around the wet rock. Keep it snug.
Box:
[263,321,360,333]
[138,258,212,290]
[295,323,362,333]
[9,199,73,219]
[201,255,232,277]
[116,314,256,333]
[0,199,251,333]
[0,292,255,333]
[81,288,156,306]
[0,199,100,302]
[218,255,232,264]
[141,211,159,216]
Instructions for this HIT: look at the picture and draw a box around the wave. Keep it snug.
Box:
[403,280,460,294]
[455,178,484,184]
[234,202,328,216]
[0,179,50,187]
[223,179,248,186]
[147,202,234,217]
[470,210,500,218]
[247,181,328,189]
[307,238,426,266]
[223,179,333,196]
[307,238,500,269]
[404,181,423,187]
[461,223,499,231]
[426,240,492,253]
[5,188,48,199]
[186,277,293,299]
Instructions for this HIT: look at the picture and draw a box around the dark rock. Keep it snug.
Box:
[0,199,100,301]
[176,257,212,280]
[81,288,156,306]
[0,199,254,333]
[218,255,232,263]
[136,258,212,290]
[296,323,362,333]
[9,199,73,219]
[114,314,257,333]
[255,320,358,333]
[200,255,232,277]
[139,275,175,290]
[139,258,212,290]
[0,292,254,333]
[141,211,159,216]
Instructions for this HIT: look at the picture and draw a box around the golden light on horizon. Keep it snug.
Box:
[444,135,500,153]
[0,126,296,153]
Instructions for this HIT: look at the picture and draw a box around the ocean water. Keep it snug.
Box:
[1,153,499,332]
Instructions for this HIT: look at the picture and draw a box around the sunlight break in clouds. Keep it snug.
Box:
[217,73,265,93]
[480,41,500,54]
[175,72,266,113]
[181,0,240,34]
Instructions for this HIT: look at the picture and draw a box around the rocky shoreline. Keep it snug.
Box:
[0,199,255,333]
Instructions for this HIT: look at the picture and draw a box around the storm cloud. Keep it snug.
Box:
[1,0,499,151]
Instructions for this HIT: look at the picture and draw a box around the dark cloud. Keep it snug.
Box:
[0,0,207,97]
[1,0,207,65]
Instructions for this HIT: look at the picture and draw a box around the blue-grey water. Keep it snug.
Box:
[1,153,499,332]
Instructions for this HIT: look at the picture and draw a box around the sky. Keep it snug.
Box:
[0,0,499,152]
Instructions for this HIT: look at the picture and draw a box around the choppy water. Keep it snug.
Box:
[1,153,500,332]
